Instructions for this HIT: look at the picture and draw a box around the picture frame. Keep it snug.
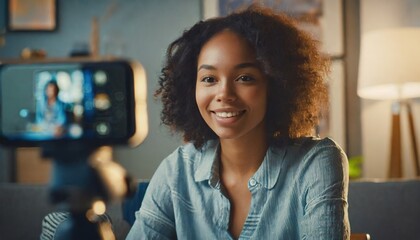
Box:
[6,0,58,32]
[201,0,346,149]
[202,0,344,58]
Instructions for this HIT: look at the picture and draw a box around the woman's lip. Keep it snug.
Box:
[210,110,246,125]
[212,110,244,118]
[211,110,246,118]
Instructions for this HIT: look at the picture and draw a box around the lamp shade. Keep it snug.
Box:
[358,28,420,100]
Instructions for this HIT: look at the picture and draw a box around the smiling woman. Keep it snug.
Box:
[127,4,349,240]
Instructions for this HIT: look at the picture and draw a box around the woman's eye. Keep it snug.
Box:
[237,75,254,82]
[201,76,215,83]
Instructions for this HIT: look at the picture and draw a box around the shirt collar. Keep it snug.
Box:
[193,140,287,190]
[194,140,219,185]
[252,145,287,189]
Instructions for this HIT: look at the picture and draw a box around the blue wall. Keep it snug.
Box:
[0,0,201,179]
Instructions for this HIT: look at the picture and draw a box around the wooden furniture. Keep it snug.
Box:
[351,233,371,240]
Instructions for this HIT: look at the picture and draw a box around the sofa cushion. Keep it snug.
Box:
[348,179,420,240]
[0,183,54,240]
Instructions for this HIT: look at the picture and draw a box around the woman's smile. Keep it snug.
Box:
[210,109,247,127]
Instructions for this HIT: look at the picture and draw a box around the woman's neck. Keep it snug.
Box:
[47,98,57,105]
[219,135,268,178]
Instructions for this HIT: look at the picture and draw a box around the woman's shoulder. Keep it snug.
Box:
[308,137,346,157]
[281,136,347,173]
[289,136,345,156]
[294,137,348,178]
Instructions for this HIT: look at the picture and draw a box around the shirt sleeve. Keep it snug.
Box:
[126,158,177,240]
[299,138,350,240]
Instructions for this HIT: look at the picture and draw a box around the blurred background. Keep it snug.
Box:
[0,0,419,183]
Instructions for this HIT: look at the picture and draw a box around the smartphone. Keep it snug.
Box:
[0,58,148,147]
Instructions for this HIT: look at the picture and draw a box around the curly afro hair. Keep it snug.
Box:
[155,5,330,148]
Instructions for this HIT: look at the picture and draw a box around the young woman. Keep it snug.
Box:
[36,80,66,137]
[127,5,350,239]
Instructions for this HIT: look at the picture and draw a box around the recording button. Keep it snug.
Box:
[95,122,110,135]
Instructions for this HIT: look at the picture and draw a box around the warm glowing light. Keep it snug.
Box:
[92,200,106,215]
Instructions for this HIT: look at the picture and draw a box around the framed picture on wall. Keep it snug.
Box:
[6,0,58,32]
[202,0,344,57]
[202,0,346,149]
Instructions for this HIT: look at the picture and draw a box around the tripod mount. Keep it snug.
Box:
[41,143,135,240]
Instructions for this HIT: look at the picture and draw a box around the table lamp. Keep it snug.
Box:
[358,28,420,178]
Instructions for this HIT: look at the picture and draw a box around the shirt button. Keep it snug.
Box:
[249,178,257,187]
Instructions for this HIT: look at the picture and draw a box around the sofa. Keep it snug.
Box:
[347,179,420,240]
[1,179,420,240]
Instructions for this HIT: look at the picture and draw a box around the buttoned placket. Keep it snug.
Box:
[215,182,235,240]
[237,178,265,240]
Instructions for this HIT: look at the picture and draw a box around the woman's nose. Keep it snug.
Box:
[216,80,236,102]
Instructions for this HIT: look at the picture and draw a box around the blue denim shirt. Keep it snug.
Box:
[126,137,350,239]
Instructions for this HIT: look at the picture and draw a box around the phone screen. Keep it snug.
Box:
[0,60,136,146]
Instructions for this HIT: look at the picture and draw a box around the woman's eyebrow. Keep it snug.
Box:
[197,64,215,71]
[234,62,259,69]
[198,62,259,71]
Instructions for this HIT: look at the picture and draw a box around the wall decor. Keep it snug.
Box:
[7,0,57,32]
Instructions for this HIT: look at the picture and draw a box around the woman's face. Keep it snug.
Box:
[195,30,268,141]
[46,83,58,99]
